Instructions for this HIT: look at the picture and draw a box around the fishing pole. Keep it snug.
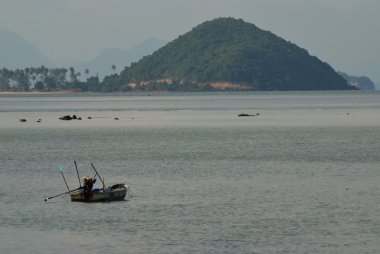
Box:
[45,165,74,202]
[90,163,105,187]
[74,161,82,188]
[60,170,70,192]
[44,187,82,202]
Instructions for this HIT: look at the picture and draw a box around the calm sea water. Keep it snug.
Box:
[0,91,380,254]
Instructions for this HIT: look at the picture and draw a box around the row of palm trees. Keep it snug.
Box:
[0,65,117,92]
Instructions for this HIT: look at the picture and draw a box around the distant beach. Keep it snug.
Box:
[0,90,75,95]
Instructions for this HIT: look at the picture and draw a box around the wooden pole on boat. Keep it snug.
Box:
[44,186,81,201]
[60,171,71,192]
[90,163,105,187]
[74,161,82,188]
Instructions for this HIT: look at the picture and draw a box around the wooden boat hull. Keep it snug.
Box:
[70,183,128,202]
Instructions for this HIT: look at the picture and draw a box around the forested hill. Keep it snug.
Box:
[121,17,353,91]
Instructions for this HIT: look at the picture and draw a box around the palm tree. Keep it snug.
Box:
[76,72,81,81]
[111,64,116,74]
[32,74,37,87]
[69,67,76,83]
[85,68,89,80]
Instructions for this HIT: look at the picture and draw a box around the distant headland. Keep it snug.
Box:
[0,18,367,92]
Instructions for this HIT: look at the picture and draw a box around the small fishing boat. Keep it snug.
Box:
[44,162,133,203]
[70,183,128,202]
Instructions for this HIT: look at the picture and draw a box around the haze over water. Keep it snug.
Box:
[1,91,380,254]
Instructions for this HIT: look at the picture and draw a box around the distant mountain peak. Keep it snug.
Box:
[73,37,166,78]
[0,28,53,69]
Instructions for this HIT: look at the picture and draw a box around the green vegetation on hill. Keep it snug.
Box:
[0,18,357,92]
[121,17,353,91]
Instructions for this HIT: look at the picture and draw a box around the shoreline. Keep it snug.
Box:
[0,90,76,95]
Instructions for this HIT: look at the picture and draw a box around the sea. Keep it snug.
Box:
[0,91,380,254]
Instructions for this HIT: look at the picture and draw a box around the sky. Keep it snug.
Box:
[0,0,379,82]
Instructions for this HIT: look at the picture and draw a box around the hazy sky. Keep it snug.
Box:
[0,0,379,81]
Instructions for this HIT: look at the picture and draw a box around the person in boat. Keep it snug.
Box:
[82,176,96,200]
[83,176,96,191]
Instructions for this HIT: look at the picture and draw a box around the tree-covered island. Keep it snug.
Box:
[0,18,357,92]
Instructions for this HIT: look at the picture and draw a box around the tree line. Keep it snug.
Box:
[0,65,218,92]
[0,66,128,92]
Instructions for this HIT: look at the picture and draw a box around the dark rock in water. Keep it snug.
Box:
[87,116,92,119]
[238,113,260,117]
[37,119,41,123]
[114,117,119,120]
[59,115,83,120]
[20,118,27,122]
[59,115,72,120]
